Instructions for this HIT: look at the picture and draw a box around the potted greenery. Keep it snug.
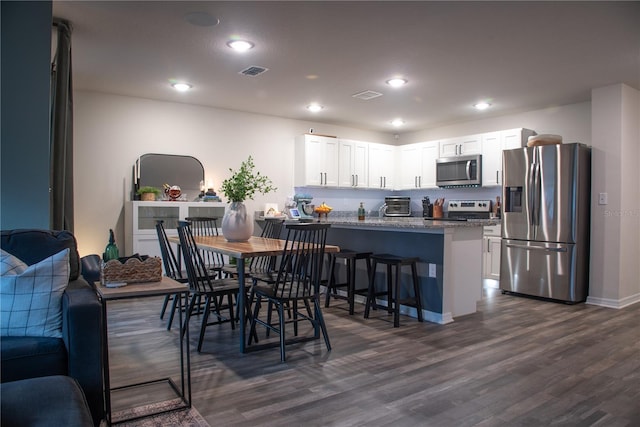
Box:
[136,186,161,201]
[220,156,276,241]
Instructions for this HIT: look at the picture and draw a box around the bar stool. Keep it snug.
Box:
[325,250,372,315]
[364,254,424,327]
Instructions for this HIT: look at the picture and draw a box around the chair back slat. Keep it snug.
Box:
[248,218,285,274]
[273,223,329,300]
[177,220,218,293]
[184,217,224,274]
[155,220,183,280]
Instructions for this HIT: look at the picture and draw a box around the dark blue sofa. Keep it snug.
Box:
[1,229,105,426]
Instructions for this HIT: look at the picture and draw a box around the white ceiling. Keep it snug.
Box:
[52,1,640,134]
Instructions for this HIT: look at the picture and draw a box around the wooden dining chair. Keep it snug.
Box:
[177,221,240,352]
[156,220,189,330]
[248,222,332,361]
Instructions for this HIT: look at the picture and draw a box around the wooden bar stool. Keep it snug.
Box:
[364,254,424,327]
[325,250,372,315]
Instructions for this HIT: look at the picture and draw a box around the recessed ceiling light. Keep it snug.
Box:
[391,118,405,127]
[474,102,491,110]
[227,40,254,52]
[386,78,408,88]
[171,82,192,92]
[306,103,324,113]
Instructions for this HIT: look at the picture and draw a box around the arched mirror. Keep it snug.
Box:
[133,153,204,200]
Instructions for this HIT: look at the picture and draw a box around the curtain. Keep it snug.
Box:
[50,19,74,231]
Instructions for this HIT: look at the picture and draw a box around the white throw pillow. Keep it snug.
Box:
[0,248,70,338]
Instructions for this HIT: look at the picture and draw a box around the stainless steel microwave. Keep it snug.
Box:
[436,154,482,188]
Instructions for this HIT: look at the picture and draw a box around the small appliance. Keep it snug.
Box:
[424,199,492,221]
[292,194,315,220]
[436,154,482,188]
[380,196,411,217]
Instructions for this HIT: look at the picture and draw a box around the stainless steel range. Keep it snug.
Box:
[424,199,492,221]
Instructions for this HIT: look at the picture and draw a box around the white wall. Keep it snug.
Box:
[589,84,640,307]
[73,91,394,256]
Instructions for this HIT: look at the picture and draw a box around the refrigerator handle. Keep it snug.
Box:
[466,160,472,180]
[528,162,536,226]
[506,243,567,253]
[533,162,541,226]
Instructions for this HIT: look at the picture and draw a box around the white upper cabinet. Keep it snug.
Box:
[397,141,439,189]
[294,134,340,187]
[439,134,481,157]
[368,143,395,189]
[481,128,535,187]
[338,139,369,188]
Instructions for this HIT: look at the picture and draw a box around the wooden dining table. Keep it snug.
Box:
[169,234,339,353]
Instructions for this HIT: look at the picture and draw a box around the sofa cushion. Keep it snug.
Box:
[0,229,81,280]
[1,249,69,338]
[1,375,93,427]
[0,336,67,382]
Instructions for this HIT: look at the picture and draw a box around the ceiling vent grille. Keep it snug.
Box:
[352,90,383,100]
[239,66,269,77]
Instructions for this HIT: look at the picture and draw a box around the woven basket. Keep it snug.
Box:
[101,257,162,284]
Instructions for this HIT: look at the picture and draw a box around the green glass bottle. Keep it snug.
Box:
[103,229,119,261]
[358,202,366,221]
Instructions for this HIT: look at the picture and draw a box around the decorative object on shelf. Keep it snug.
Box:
[136,186,161,201]
[103,229,120,261]
[220,156,276,242]
[163,184,182,201]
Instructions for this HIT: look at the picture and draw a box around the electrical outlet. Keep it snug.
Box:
[428,263,436,278]
[598,192,608,205]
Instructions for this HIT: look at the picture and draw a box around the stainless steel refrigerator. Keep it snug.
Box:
[500,143,591,303]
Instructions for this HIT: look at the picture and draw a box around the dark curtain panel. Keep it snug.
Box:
[50,19,74,231]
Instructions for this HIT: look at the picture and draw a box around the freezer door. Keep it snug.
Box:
[499,239,587,302]
[502,147,535,240]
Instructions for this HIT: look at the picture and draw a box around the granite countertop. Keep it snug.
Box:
[325,216,500,229]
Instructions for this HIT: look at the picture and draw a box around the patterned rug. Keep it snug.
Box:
[112,398,210,427]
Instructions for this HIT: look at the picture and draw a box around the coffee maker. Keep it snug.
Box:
[294,194,315,220]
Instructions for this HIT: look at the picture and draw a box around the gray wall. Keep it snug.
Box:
[1,1,52,230]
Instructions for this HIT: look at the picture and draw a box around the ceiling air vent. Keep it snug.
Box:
[239,66,269,77]
[352,90,383,100]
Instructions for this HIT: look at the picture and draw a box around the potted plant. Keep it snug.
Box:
[220,156,276,241]
[136,186,161,201]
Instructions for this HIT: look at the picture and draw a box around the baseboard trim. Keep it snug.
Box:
[586,293,640,309]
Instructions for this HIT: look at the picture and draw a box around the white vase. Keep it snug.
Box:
[221,202,254,242]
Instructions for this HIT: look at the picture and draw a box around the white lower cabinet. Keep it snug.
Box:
[483,224,502,280]
[125,201,226,258]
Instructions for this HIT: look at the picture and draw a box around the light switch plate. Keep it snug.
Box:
[428,263,436,278]
[598,192,608,205]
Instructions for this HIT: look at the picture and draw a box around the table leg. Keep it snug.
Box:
[237,258,246,353]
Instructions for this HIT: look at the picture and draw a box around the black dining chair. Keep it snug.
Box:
[177,221,241,352]
[248,222,332,361]
[184,217,226,278]
[156,220,189,330]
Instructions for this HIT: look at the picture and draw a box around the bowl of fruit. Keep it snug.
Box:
[314,202,333,221]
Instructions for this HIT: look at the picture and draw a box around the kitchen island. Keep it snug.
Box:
[319,216,499,324]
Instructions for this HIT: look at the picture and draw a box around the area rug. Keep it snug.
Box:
[112,398,210,427]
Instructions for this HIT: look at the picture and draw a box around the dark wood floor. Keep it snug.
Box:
[107,287,640,426]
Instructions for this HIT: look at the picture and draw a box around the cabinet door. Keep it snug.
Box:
[368,143,394,189]
[299,135,339,186]
[419,141,439,188]
[488,237,501,279]
[339,139,369,188]
[439,139,460,157]
[482,131,502,187]
[338,140,356,187]
[440,135,481,157]
[398,144,421,189]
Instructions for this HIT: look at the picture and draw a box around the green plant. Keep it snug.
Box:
[220,156,276,202]
[136,186,161,196]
